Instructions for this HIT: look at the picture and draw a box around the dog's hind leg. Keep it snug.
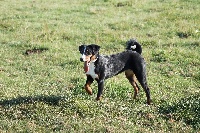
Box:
[84,75,94,95]
[125,70,140,99]
[134,70,151,105]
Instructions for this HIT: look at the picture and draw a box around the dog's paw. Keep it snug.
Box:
[147,99,152,105]
[96,96,102,101]
[84,87,92,95]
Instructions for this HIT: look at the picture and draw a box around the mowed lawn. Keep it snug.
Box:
[0,0,199,132]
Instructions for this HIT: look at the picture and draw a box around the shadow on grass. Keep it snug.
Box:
[0,95,62,107]
[158,94,200,130]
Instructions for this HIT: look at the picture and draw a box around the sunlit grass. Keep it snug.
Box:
[0,0,199,132]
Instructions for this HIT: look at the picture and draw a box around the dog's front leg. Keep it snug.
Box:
[96,79,104,100]
[84,75,94,95]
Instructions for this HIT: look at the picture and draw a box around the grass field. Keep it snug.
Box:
[0,0,200,132]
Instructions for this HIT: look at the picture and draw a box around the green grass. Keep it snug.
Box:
[0,0,199,132]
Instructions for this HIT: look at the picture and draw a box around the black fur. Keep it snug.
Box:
[79,40,151,104]
[126,39,142,54]
[126,39,142,91]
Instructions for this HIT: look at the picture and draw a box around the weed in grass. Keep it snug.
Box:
[24,47,49,55]
[177,31,192,39]
[151,51,167,63]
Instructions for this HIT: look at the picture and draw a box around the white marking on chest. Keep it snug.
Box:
[85,62,98,79]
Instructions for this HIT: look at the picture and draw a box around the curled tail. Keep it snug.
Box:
[126,39,142,54]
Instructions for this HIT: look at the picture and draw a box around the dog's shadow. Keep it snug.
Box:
[0,95,63,107]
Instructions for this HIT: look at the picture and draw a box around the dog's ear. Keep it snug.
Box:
[91,44,100,54]
[79,45,85,52]
[94,45,100,52]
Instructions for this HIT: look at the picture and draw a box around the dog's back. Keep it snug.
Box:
[126,39,142,54]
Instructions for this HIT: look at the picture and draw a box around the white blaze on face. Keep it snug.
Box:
[81,46,87,61]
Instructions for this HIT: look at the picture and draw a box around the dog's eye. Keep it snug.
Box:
[85,49,91,55]
[85,50,89,54]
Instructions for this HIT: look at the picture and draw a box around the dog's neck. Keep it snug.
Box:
[85,53,100,79]
[90,58,97,63]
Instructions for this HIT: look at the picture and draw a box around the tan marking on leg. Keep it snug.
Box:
[84,81,92,95]
[125,70,139,99]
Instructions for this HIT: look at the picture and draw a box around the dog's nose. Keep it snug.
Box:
[80,58,84,62]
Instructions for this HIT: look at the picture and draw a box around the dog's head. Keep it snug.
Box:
[79,44,100,73]
[79,44,100,62]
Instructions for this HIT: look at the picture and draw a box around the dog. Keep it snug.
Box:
[79,39,151,105]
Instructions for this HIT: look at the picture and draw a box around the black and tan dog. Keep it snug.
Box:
[79,39,151,105]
